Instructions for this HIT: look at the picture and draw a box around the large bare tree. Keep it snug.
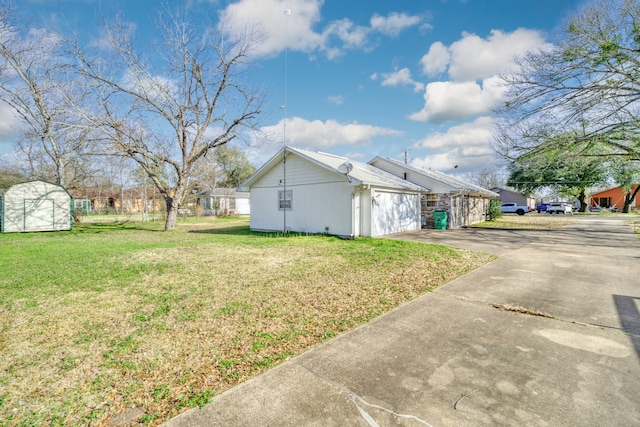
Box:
[496,0,640,162]
[0,4,90,188]
[74,6,263,230]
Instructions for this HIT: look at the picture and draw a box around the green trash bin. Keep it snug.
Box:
[433,210,448,230]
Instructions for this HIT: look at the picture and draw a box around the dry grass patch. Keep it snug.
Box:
[0,219,494,426]
[476,213,577,229]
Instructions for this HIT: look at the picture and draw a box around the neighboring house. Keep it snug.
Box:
[1,180,73,233]
[491,187,536,210]
[370,157,499,229]
[70,187,163,215]
[196,188,250,216]
[69,187,120,213]
[589,185,639,210]
[239,146,423,238]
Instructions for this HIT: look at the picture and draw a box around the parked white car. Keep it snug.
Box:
[500,203,531,216]
[547,202,573,214]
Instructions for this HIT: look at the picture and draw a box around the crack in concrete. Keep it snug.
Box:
[437,291,640,338]
[490,303,555,318]
[292,361,433,427]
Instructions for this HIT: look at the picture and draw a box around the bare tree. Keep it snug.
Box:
[496,0,640,161]
[0,4,90,188]
[190,146,256,194]
[464,165,507,190]
[73,6,263,230]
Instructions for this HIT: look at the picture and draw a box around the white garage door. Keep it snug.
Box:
[372,192,419,237]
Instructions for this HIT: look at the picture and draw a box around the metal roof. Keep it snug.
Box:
[370,156,498,198]
[240,146,424,192]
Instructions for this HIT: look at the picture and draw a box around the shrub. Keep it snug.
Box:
[488,199,503,221]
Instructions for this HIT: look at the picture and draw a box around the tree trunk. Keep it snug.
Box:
[55,158,66,188]
[578,189,587,212]
[165,197,178,231]
[164,184,187,230]
[623,191,631,213]
[624,185,640,214]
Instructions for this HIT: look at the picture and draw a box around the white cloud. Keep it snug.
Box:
[409,76,505,123]
[121,69,178,103]
[413,116,494,150]
[420,28,548,82]
[412,29,548,124]
[219,0,421,58]
[447,29,548,81]
[380,68,424,93]
[410,116,496,173]
[327,95,344,105]
[0,101,23,137]
[26,27,61,51]
[321,18,370,53]
[89,21,138,50]
[419,41,449,77]
[370,12,421,37]
[219,0,324,57]
[259,116,402,149]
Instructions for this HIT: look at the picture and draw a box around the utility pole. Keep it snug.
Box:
[402,148,410,164]
[282,8,291,234]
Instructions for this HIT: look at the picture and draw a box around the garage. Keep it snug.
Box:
[372,190,421,237]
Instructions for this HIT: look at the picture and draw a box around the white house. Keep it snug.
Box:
[196,188,250,216]
[369,157,499,229]
[239,147,423,238]
[1,180,73,233]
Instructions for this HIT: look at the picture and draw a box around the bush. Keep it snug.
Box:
[488,199,503,221]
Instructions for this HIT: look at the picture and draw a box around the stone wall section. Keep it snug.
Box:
[421,193,489,229]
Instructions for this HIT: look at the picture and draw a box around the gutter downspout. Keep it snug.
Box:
[351,191,355,239]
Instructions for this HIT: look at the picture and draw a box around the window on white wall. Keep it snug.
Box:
[278,190,292,210]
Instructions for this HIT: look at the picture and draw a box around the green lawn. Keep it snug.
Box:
[0,218,495,426]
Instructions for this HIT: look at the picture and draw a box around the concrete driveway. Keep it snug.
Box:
[385,225,549,256]
[164,216,640,426]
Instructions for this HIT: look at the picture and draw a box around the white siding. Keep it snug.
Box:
[247,151,423,238]
[250,155,354,236]
[371,190,420,237]
[2,181,72,233]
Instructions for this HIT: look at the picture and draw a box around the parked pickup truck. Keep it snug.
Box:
[500,203,531,216]
[536,203,549,213]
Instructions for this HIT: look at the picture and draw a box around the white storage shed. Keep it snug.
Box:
[240,147,423,238]
[1,180,73,233]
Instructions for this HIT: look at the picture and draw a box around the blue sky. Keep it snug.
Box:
[0,0,584,177]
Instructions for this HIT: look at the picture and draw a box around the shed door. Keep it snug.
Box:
[24,199,54,231]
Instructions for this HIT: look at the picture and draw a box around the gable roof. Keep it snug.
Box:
[240,146,424,192]
[370,156,498,198]
[5,179,73,199]
[490,186,534,198]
